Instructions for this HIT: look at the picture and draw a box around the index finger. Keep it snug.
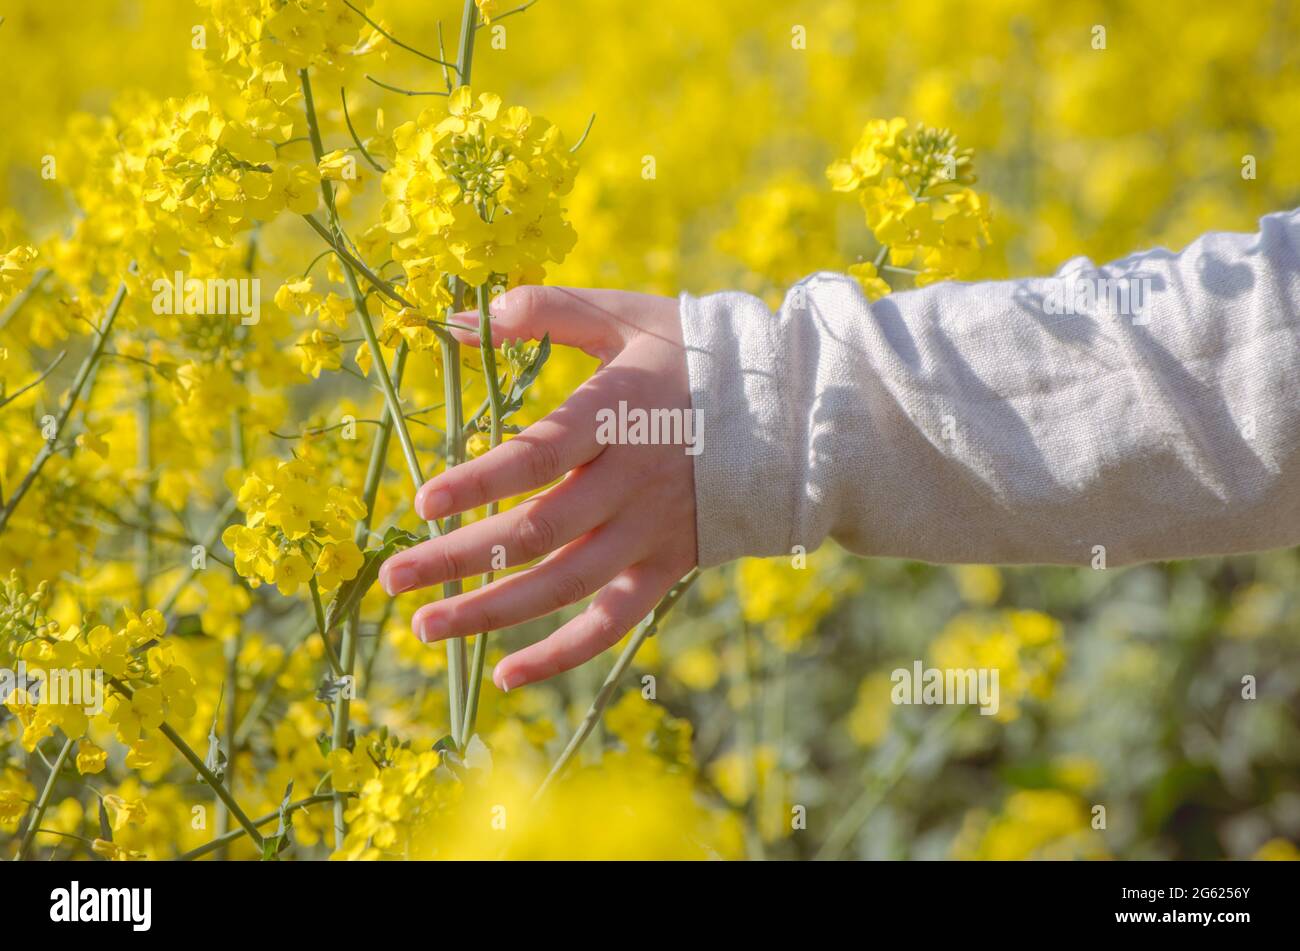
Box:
[447,285,637,362]
[415,368,615,521]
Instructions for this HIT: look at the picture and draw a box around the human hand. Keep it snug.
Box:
[378,286,699,691]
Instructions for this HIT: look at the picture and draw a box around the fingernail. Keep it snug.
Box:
[416,486,453,520]
[415,610,441,642]
[493,667,513,692]
[380,560,414,596]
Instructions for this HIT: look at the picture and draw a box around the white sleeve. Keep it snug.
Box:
[679,208,1300,568]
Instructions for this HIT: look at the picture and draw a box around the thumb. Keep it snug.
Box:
[448,285,638,361]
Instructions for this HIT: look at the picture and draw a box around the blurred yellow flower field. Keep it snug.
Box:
[0,0,1297,861]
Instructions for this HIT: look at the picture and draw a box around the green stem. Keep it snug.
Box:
[459,284,507,746]
[108,676,263,848]
[178,793,340,861]
[734,620,765,859]
[15,735,74,860]
[814,705,963,860]
[158,717,263,848]
[439,7,482,743]
[136,371,153,612]
[330,610,360,843]
[330,340,407,844]
[535,570,700,799]
[0,280,127,534]
[0,267,51,335]
[310,575,344,677]
[456,0,479,87]
[440,301,468,743]
[214,632,241,860]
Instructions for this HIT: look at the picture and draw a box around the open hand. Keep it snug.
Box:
[378,286,699,691]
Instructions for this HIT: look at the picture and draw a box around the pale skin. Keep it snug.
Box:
[378,286,697,692]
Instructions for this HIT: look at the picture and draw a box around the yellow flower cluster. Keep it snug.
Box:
[140,94,320,248]
[196,0,386,81]
[830,118,991,294]
[0,0,1294,864]
[735,548,861,650]
[1,572,197,772]
[929,609,1065,723]
[952,789,1108,860]
[382,86,579,296]
[329,734,447,860]
[222,459,366,595]
[0,242,37,308]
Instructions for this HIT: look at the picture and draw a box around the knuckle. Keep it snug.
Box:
[433,545,465,583]
[510,510,556,561]
[552,572,590,609]
[447,601,495,637]
[461,464,490,508]
[519,436,562,487]
[506,284,546,324]
[586,608,625,648]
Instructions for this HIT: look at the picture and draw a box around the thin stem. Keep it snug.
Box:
[490,0,541,24]
[734,621,765,859]
[178,793,339,861]
[135,371,153,612]
[304,56,453,836]
[0,350,65,411]
[814,705,963,860]
[300,215,454,335]
[440,303,468,743]
[570,113,597,153]
[340,86,387,171]
[159,722,262,847]
[0,280,127,534]
[15,735,74,860]
[107,676,263,847]
[365,75,449,97]
[456,0,479,88]
[437,0,482,745]
[327,340,409,843]
[213,632,240,859]
[535,570,700,799]
[460,284,506,746]
[310,575,344,677]
[331,610,360,843]
[341,0,460,73]
[0,267,51,335]
[475,283,506,449]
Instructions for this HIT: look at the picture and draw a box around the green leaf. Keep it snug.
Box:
[97,796,112,842]
[432,734,460,755]
[203,706,227,784]
[323,526,421,632]
[501,333,550,421]
[260,781,295,861]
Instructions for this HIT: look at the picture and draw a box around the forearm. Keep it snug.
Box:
[682,208,1300,568]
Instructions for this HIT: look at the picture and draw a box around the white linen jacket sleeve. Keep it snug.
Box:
[679,208,1300,568]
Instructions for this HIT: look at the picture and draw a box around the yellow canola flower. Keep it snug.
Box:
[76,742,109,775]
[297,328,343,378]
[830,118,990,289]
[222,458,367,594]
[929,609,1065,723]
[952,789,1108,860]
[475,0,508,25]
[0,245,38,305]
[383,85,578,291]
